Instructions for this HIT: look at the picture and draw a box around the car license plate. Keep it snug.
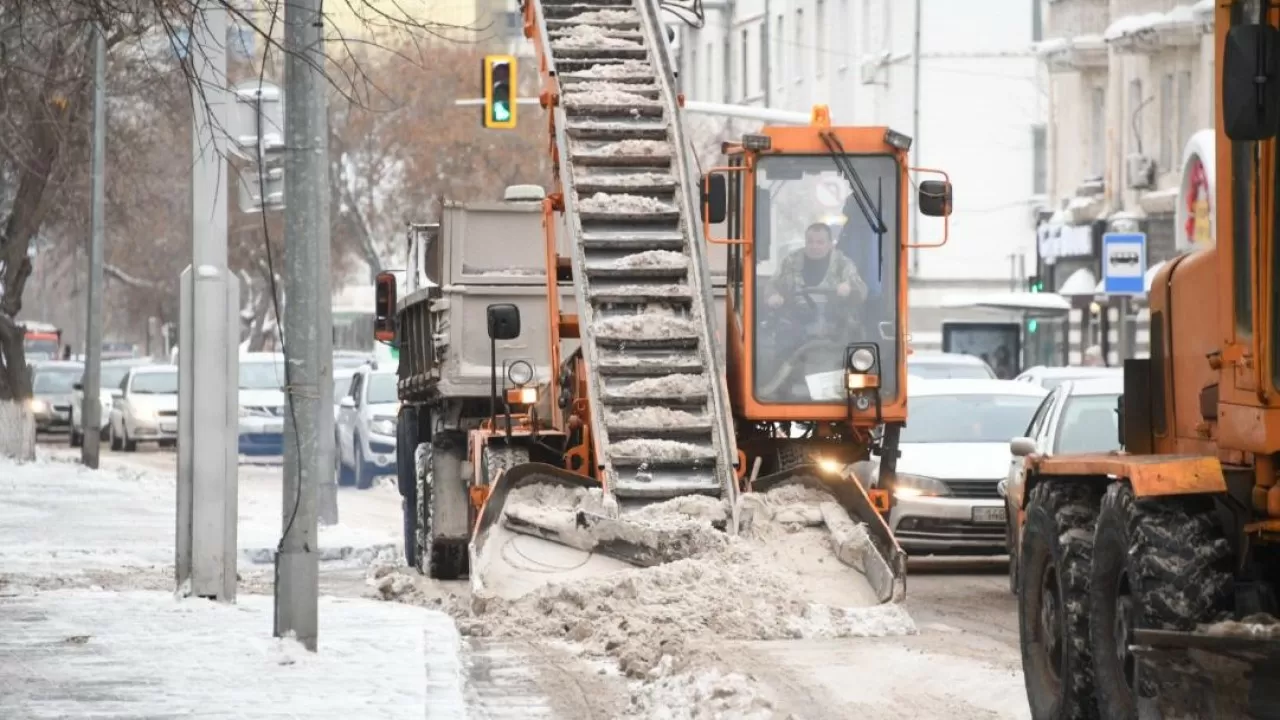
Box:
[160,421,177,433]
[973,506,1006,524]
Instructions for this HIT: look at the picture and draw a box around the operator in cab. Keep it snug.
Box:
[765,222,868,310]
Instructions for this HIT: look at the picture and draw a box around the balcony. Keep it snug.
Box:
[1035,35,1108,73]
[1105,4,1207,54]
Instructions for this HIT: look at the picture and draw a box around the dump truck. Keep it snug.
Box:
[374,0,953,604]
[1011,5,1280,717]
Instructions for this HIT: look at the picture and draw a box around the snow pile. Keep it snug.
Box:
[625,661,787,720]
[580,192,676,215]
[575,59,654,78]
[608,406,707,428]
[610,373,708,399]
[603,249,688,271]
[567,80,660,97]
[455,484,915,678]
[577,139,670,157]
[568,9,640,24]
[564,86,659,106]
[578,171,675,188]
[552,24,643,49]
[594,307,698,340]
[609,438,714,461]
[594,283,690,297]
[1202,613,1280,639]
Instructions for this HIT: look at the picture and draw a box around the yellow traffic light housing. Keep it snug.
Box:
[483,55,517,129]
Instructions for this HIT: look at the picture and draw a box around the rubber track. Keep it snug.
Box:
[528,0,737,501]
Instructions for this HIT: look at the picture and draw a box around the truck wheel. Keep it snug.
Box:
[70,428,82,447]
[419,431,468,580]
[110,424,122,451]
[1089,482,1232,718]
[1007,502,1018,595]
[1018,479,1101,720]
[334,434,355,486]
[402,494,417,567]
[354,435,374,490]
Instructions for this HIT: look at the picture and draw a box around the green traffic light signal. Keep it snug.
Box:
[483,55,516,129]
[1027,319,1039,332]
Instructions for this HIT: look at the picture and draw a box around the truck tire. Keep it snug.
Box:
[1089,481,1232,718]
[1018,479,1101,720]
[418,431,468,580]
[396,407,419,566]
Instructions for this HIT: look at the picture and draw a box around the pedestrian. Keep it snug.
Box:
[61,344,71,360]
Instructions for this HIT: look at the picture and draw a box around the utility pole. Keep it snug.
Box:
[276,0,331,651]
[176,0,240,603]
[910,0,922,277]
[81,23,106,470]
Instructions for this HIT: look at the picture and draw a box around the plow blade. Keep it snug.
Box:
[750,465,907,604]
[1133,629,1280,719]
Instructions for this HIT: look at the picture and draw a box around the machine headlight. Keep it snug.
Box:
[850,348,875,372]
[816,457,844,476]
[891,473,951,499]
[371,417,397,435]
[28,398,47,412]
[505,386,538,405]
[507,360,534,387]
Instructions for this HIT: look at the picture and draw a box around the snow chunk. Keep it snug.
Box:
[1201,613,1280,639]
[567,9,639,24]
[578,171,676,188]
[577,139,670,157]
[595,283,690,297]
[610,373,707,398]
[551,24,642,49]
[626,663,781,719]
[608,406,707,428]
[604,249,688,270]
[609,438,715,461]
[579,192,676,215]
[563,86,659,106]
[1104,12,1164,41]
[594,309,699,340]
[572,59,654,78]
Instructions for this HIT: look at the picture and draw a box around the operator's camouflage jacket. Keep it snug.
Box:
[765,249,870,304]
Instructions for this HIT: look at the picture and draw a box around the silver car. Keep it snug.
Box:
[1000,375,1124,593]
[874,378,1048,555]
[70,358,152,446]
[335,364,399,489]
[108,365,179,451]
[29,361,83,433]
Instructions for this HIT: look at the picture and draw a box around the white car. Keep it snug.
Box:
[333,366,358,422]
[238,352,287,456]
[1000,375,1124,593]
[1014,364,1122,390]
[108,365,179,451]
[907,351,997,380]
[335,364,399,489]
[875,378,1048,555]
[70,358,151,447]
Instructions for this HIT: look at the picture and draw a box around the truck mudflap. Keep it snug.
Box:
[469,461,907,606]
[1133,628,1280,719]
[749,465,907,605]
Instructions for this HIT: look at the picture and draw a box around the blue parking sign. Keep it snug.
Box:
[1102,233,1146,295]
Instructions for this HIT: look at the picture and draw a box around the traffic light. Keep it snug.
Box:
[1027,318,1039,333]
[482,55,516,129]
[1026,275,1044,293]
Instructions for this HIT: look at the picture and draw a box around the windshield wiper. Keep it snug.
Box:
[819,131,887,236]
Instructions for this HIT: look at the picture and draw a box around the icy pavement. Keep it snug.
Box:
[0,589,455,719]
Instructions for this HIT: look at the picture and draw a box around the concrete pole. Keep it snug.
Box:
[910,0,922,277]
[177,0,239,602]
[81,23,106,469]
[275,0,330,650]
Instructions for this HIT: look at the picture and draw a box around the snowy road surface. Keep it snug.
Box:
[3,446,1032,718]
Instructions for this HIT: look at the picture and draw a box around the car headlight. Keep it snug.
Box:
[850,348,875,372]
[891,473,951,499]
[371,417,397,435]
[28,398,47,412]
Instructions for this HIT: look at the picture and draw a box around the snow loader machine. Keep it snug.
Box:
[1011,5,1280,718]
[373,0,954,604]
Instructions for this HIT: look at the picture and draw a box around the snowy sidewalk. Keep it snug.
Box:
[0,452,473,719]
[0,589,465,719]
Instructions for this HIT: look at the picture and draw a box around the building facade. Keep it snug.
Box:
[1034,0,1214,364]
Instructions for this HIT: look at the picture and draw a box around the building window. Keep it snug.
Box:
[1090,87,1105,176]
[759,21,768,96]
[741,28,750,97]
[706,42,714,99]
[723,36,732,103]
[838,0,849,69]
[1032,0,1042,42]
[1129,78,1145,157]
[1160,73,1173,170]
[1033,124,1047,195]
[690,47,697,98]
[1177,70,1192,161]
[816,0,826,78]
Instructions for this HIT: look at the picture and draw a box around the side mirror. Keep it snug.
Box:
[1116,393,1125,449]
[73,382,83,391]
[486,303,521,340]
[374,271,397,342]
[1010,436,1037,457]
[339,396,355,409]
[701,173,727,224]
[111,389,123,399]
[918,180,952,217]
[1223,24,1280,142]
